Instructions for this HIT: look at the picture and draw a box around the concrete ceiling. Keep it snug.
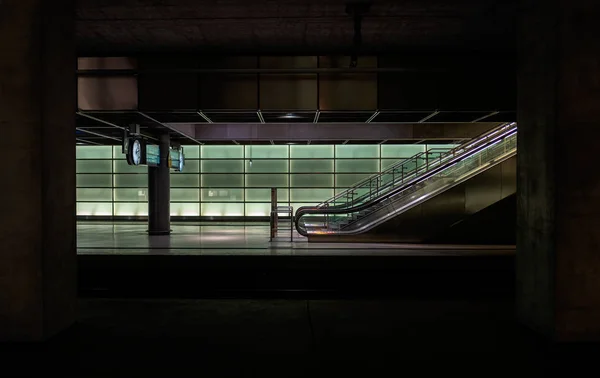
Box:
[77,0,517,55]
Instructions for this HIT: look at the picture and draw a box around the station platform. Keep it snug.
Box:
[77,221,516,299]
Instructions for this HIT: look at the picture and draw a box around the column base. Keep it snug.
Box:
[147,230,172,236]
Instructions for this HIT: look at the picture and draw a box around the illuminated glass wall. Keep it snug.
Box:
[76,143,457,218]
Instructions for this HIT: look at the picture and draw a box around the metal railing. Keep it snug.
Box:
[295,123,517,236]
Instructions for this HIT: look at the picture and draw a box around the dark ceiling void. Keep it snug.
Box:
[76,0,517,55]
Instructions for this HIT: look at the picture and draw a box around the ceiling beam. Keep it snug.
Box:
[76,127,121,142]
[366,110,380,123]
[76,137,102,145]
[197,111,214,123]
[471,111,500,123]
[137,111,203,145]
[419,110,440,123]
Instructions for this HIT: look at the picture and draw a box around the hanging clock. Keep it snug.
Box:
[127,138,142,165]
[178,150,185,172]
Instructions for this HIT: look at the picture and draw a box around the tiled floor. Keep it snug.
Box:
[77,221,515,256]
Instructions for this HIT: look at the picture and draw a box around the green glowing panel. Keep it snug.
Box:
[178,160,200,173]
[290,188,334,202]
[171,188,200,202]
[245,188,288,202]
[113,160,147,174]
[290,145,333,159]
[381,145,426,158]
[202,174,243,187]
[336,173,372,187]
[76,146,112,159]
[335,145,379,159]
[426,144,459,151]
[381,159,405,170]
[77,188,112,202]
[289,160,334,173]
[201,188,244,202]
[171,202,200,216]
[77,174,112,188]
[245,145,288,159]
[201,160,243,173]
[114,203,148,216]
[201,202,244,217]
[114,174,147,188]
[290,174,333,188]
[113,146,126,159]
[201,145,243,159]
[77,202,113,216]
[114,188,148,201]
[171,173,200,187]
[182,146,200,159]
[335,159,379,173]
[245,160,288,173]
[245,203,271,217]
[77,160,112,173]
[246,174,288,188]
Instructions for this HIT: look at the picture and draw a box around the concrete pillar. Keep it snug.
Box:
[0,0,76,341]
[148,133,171,235]
[517,0,600,341]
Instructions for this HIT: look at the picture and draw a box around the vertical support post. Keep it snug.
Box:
[270,187,277,241]
[148,133,171,235]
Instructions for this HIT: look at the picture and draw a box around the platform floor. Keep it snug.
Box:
[77,221,515,256]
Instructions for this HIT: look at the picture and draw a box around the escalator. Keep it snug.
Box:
[295,122,517,241]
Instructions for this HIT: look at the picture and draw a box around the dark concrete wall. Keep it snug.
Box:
[0,0,77,341]
[517,0,600,341]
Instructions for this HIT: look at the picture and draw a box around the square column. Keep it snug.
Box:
[148,133,171,235]
[0,0,77,341]
[517,0,600,341]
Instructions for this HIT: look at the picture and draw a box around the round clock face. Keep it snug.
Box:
[132,140,142,165]
[178,153,185,171]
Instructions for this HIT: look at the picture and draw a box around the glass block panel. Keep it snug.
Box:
[183,145,200,159]
[245,145,288,159]
[335,145,379,159]
[201,145,243,159]
[77,188,112,202]
[381,159,405,170]
[426,144,459,151]
[201,202,244,217]
[290,188,334,202]
[381,144,426,158]
[202,173,243,187]
[246,159,288,173]
[290,145,334,159]
[290,174,333,187]
[179,160,200,173]
[336,173,372,187]
[77,174,112,188]
[290,160,334,173]
[335,159,379,173]
[113,160,148,174]
[114,202,148,216]
[113,146,126,159]
[77,202,113,216]
[171,173,200,187]
[171,188,200,202]
[171,202,200,216]
[114,174,147,188]
[202,188,244,202]
[201,160,243,173]
[76,146,112,159]
[114,188,148,201]
[245,188,288,202]
[246,174,288,188]
[77,160,112,173]
[290,203,318,212]
[245,203,271,217]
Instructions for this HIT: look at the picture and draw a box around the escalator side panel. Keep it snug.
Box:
[308,157,517,243]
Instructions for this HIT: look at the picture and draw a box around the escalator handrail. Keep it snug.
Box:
[295,126,517,235]
[314,122,516,210]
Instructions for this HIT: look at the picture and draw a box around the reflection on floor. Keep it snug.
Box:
[77,222,515,256]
